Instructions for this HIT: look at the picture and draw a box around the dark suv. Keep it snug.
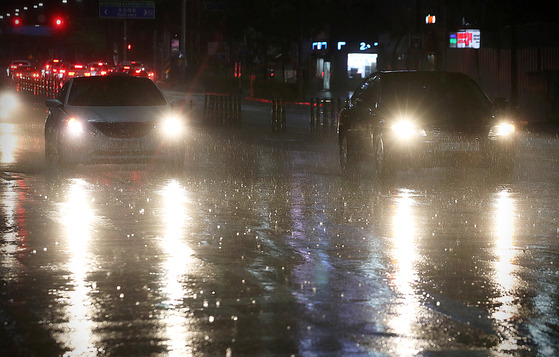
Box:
[338,71,517,177]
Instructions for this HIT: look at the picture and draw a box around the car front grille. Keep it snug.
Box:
[430,130,482,152]
[91,122,156,138]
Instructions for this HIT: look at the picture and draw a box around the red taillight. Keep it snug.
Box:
[68,71,75,76]
[75,65,83,69]
[100,70,107,76]
[85,73,91,77]
[124,66,130,70]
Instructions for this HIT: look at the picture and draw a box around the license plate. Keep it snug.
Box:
[437,141,479,152]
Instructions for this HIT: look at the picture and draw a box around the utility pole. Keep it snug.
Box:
[123,19,127,62]
[181,0,187,80]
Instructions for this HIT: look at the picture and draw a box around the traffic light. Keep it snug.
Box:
[13,17,22,26]
[53,17,64,28]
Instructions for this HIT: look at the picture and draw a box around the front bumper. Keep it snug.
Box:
[384,132,517,169]
[59,128,184,165]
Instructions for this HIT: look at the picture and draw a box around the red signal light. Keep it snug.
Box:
[14,18,22,26]
[53,17,64,28]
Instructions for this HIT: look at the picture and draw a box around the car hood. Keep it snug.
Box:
[66,105,170,123]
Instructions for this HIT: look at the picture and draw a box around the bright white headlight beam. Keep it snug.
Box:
[162,116,183,137]
[66,117,84,135]
[391,120,417,139]
[493,123,515,136]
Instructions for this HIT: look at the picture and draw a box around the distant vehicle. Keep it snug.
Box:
[87,61,113,76]
[42,59,65,79]
[116,60,155,80]
[64,64,91,79]
[12,64,38,80]
[338,70,518,177]
[44,75,186,171]
[7,60,32,78]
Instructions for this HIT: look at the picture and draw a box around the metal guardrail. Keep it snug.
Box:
[203,94,242,127]
[271,99,286,132]
[12,75,63,98]
[309,97,348,130]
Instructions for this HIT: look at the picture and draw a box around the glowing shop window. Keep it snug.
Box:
[347,53,377,79]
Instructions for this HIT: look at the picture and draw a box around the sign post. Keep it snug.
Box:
[99,1,155,61]
[99,1,155,19]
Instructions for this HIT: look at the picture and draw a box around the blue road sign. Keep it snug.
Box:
[99,1,155,19]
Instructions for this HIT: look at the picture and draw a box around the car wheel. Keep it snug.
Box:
[374,135,394,178]
[45,133,76,172]
[340,134,359,175]
[45,131,60,171]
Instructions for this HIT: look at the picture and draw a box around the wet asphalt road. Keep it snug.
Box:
[1,89,558,356]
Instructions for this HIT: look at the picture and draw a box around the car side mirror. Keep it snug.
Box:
[45,98,63,108]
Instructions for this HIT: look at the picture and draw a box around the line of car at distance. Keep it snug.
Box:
[7,59,156,82]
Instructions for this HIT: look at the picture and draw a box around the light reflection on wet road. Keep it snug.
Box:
[0,91,558,356]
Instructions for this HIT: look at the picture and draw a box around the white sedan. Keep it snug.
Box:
[44,75,186,171]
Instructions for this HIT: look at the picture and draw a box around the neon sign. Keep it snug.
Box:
[312,41,327,50]
[449,29,480,49]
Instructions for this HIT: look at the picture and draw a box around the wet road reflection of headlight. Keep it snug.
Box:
[161,115,183,137]
[391,120,423,140]
[490,122,515,137]
[0,91,19,119]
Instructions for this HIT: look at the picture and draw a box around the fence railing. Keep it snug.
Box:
[309,97,348,130]
[203,93,242,127]
[271,99,286,132]
[12,75,63,98]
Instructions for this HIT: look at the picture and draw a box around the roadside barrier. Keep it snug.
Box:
[309,97,347,130]
[271,99,286,132]
[203,93,242,127]
[13,76,63,98]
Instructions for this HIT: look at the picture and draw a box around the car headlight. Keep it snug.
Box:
[66,117,84,136]
[490,122,515,137]
[161,115,184,137]
[391,119,424,140]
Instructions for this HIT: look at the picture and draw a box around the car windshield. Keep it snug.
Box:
[380,72,492,122]
[67,76,167,106]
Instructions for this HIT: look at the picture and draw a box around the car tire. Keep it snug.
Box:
[45,136,59,172]
[45,133,76,173]
[374,135,394,179]
[340,134,359,175]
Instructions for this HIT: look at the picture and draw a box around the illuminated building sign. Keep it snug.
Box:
[312,41,378,52]
[312,41,327,50]
[449,29,480,49]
